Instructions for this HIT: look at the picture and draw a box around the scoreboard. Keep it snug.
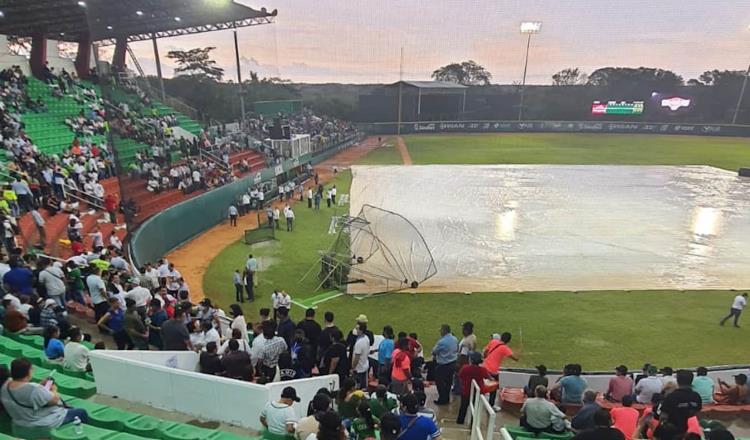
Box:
[591,101,644,115]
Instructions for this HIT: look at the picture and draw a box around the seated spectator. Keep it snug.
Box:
[571,390,601,431]
[221,339,253,381]
[550,364,587,404]
[635,365,663,404]
[3,299,28,333]
[397,393,441,440]
[606,365,634,402]
[525,364,548,397]
[610,395,639,440]
[63,327,90,373]
[337,378,365,421]
[661,367,677,388]
[43,325,65,363]
[0,359,89,431]
[520,385,568,435]
[309,410,345,440]
[199,341,224,376]
[219,327,250,355]
[414,390,436,423]
[692,367,715,404]
[571,409,625,440]
[380,413,402,440]
[370,385,398,419]
[351,401,379,440]
[260,386,300,436]
[716,374,748,405]
[297,392,331,440]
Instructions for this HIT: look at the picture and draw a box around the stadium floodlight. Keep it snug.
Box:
[0,11,4,18]
[77,1,86,7]
[106,25,113,30]
[174,16,181,22]
[518,21,542,121]
[136,10,144,16]
[520,21,542,34]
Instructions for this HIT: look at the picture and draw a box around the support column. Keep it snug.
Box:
[74,33,92,79]
[112,36,127,71]
[30,32,47,79]
[233,28,246,124]
[417,88,422,121]
[151,34,166,100]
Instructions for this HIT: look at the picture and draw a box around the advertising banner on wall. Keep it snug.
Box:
[591,101,645,115]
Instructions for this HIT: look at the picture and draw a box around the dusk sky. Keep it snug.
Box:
[125,0,750,84]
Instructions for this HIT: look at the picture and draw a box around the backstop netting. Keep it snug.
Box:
[320,205,437,294]
[244,226,276,245]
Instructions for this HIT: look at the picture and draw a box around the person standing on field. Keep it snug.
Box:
[273,207,280,229]
[285,206,295,232]
[228,204,238,227]
[720,292,747,328]
[307,188,313,209]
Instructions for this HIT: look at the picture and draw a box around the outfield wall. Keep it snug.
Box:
[359,120,750,137]
[129,136,361,268]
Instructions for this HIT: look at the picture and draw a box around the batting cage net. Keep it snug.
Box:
[244,226,276,245]
[319,204,437,294]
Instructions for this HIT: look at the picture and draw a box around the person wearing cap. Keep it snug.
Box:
[351,322,372,390]
[297,392,331,440]
[634,365,663,404]
[692,367,715,404]
[40,298,60,329]
[347,314,374,361]
[397,393,441,440]
[125,278,152,318]
[260,386,300,435]
[720,292,748,328]
[457,352,490,424]
[659,370,702,434]
[431,324,458,405]
[716,373,748,405]
[606,365,634,403]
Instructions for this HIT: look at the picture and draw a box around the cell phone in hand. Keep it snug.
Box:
[44,378,55,390]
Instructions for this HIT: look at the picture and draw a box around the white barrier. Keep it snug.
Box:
[468,381,496,440]
[498,368,750,394]
[89,350,339,430]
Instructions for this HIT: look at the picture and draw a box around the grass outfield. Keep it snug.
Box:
[203,133,749,370]
[404,133,750,170]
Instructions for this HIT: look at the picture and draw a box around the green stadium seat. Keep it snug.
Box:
[0,434,17,440]
[50,422,112,440]
[160,423,214,440]
[106,433,153,440]
[260,430,296,440]
[207,431,259,440]
[122,415,173,438]
[11,423,53,440]
[505,426,531,439]
[87,406,137,431]
[54,374,97,399]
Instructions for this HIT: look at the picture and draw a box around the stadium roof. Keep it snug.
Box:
[395,81,468,90]
[0,0,276,45]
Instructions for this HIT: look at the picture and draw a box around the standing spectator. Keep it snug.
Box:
[228,204,238,227]
[322,328,349,382]
[104,193,118,225]
[457,352,490,425]
[97,297,133,350]
[455,321,476,393]
[720,293,747,328]
[161,307,192,351]
[228,304,248,343]
[318,311,338,362]
[147,299,168,349]
[610,396,639,440]
[124,299,149,350]
[351,323,371,390]
[125,278,152,317]
[520,385,567,435]
[30,209,46,247]
[38,259,67,309]
[432,324,458,405]
[272,207,280,229]
[277,306,296,348]
[692,367,716,404]
[378,325,395,385]
[390,338,412,395]
[257,320,288,380]
[260,387,300,436]
[482,332,518,409]
[297,308,322,357]
[233,269,244,303]
[606,365,634,402]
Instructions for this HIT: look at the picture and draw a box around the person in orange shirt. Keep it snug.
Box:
[611,395,639,440]
[481,332,518,410]
[390,338,412,396]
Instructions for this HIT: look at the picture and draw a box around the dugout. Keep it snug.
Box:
[357,81,467,122]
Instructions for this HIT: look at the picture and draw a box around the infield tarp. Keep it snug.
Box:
[349,165,750,293]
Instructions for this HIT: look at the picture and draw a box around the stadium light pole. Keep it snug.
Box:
[731,62,750,125]
[233,25,246,126]
[518,21,542,121]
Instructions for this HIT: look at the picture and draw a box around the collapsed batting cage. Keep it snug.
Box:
[308,205,437,296]
[244,224,276,245]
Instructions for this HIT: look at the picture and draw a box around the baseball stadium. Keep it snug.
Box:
[0,0,748,439]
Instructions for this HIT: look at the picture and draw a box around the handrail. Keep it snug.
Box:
[0,168,104,211]
[199,148,231,174]
[469,380,496,440]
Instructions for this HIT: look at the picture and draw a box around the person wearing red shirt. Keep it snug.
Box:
[390,338,412,395]
[611,395,639,440]
[70,238,85,256]
[482,332,518,409]
[457,352,489,424]
[104,194,118,225]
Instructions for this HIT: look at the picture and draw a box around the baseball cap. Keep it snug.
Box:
[281,386,300,402]
[491,333,502,340]
[130,277,141,285]
[44,299,57,308]
[355,314,368,323]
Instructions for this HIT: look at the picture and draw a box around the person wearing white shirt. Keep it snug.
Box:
[307,188,313,209]
[219,328,251,355]
[92,182,104,199]
[241,193,251,215]
[157,260,170,286]
[125,279,152,314]
[351,324,371,389]
[88,226,104,249]
[109,233,122,250]
[144,264,160,290]
[272,207,280,230]
[634,366,663,404]
[260,387,300,435]
[38,260,67,308]
[63,328,91,372]
[331,185,337,205]
[720,293,748,327]
[285,206,295,232]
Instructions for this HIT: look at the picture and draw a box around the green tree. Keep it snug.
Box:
[552,68,587,86]
[586,67,683,88]
[166,47,224,81]
[692,70,746,87]
[431,60,492,85]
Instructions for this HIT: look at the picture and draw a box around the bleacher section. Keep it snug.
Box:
[0,334,264,440]
[21,78,106,157]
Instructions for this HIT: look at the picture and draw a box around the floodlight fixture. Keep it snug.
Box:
[136,10,144,16]
[0,11,4,18]
[174,16,181,22]
[106,25,113,30]
[520,21,542,34]
[77,1,86,7]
